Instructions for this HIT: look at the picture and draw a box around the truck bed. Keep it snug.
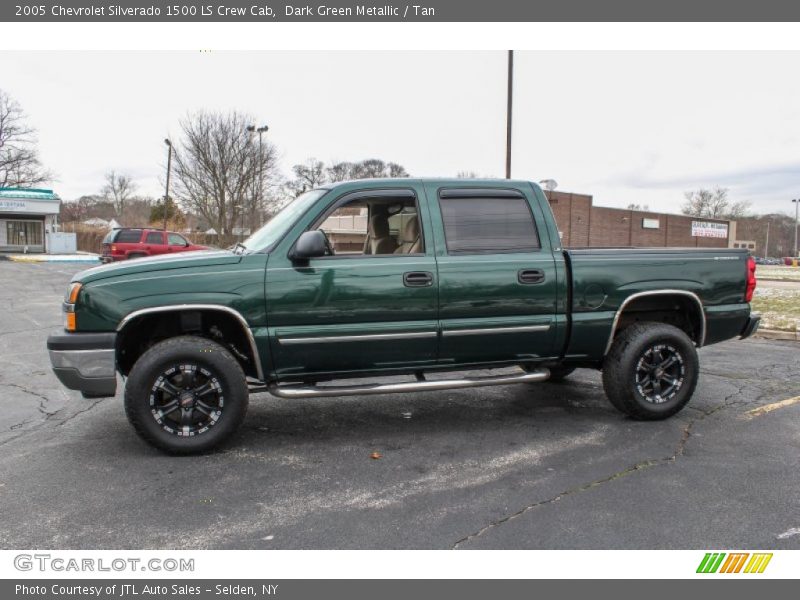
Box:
[562,246,751,361]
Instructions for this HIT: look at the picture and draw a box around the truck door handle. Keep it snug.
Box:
[403,271,433,287]
[518,269,545,284]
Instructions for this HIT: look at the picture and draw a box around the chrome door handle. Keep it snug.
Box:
[518,269,545,284]
[403,271,433,287]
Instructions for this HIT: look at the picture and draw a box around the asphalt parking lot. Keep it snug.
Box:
[0,260,799,550]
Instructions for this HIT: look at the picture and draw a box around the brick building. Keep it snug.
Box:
[544,190,734,248]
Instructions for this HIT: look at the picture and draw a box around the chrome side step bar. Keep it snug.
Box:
[267,368,550,399]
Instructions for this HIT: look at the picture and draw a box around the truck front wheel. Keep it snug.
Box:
[602,323,698,420]
[124,335,249,454]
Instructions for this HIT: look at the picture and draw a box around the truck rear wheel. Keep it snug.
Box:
[124,335,249,454]
[602,323,698,420]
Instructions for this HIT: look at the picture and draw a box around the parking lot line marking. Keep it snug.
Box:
[744,395,800,419]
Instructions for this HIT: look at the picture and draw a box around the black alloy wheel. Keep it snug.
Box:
[633,343,685,404]
[149,364,224,437]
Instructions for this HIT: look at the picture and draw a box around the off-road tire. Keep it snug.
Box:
[124,335,249,454]
[602,323,698,420]
[127,253,146,260]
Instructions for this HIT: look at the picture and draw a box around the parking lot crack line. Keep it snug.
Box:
[0,382,60,418]
[451,380,752,549]
[54,398,105,427]
[0,382,104,443]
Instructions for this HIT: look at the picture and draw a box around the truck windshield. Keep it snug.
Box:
[241,189,327,252]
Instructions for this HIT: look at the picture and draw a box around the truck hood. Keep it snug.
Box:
[75,250,244,284]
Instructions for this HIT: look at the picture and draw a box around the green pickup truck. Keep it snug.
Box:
[47,179,760,453]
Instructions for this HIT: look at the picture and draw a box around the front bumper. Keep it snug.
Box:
[740,312,761,340]
[47,332,117,398]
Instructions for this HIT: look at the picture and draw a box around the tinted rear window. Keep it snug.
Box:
[439,196,540,254]
[115,229,143,243]
[145,231,164,244]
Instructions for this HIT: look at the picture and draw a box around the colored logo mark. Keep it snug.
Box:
[697,552,773,574]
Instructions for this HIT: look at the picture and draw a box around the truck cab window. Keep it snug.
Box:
[439,196,540,254]
[316,197,423,255]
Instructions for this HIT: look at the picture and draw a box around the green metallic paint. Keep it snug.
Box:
[704,303,752,344]
[422,180,564,364]
[74,252,269,335]
[265,181,439,378]
[65,178,753,384]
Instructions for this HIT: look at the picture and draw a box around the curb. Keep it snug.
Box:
[759,278,800,283]
[752,328,799,341]
[3,255,100,264]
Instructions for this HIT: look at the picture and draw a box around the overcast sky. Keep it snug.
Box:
[2,50,799,214]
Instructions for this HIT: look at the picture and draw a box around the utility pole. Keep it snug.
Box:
[764,220,770,259]
[505,50,513,179]
[793,198,799,258]
[163,139,172,231]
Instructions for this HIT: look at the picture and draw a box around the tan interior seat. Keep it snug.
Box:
[394,216,422,254]
[364,214,398,255]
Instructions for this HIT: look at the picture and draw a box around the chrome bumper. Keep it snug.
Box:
[47,333,117,398]
[740,312,761,340]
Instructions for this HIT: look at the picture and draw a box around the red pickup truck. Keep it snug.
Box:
[101,228,208,262]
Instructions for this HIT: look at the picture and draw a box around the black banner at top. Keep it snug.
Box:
[3,0,800,22]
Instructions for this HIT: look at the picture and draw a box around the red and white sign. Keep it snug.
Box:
[691,221,728,239]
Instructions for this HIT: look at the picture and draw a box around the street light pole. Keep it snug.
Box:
[235,204,244,243]
[246,124,268,235]
[163,139,172,231]
[257,125,268,218]
[505,50,513,180]
[793,198,799,258]
[246,126,256,239]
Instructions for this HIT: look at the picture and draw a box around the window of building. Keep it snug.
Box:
[439,196,539,254]
[642,218,660,229]
[145,231,164,244]
[6,221,43,246]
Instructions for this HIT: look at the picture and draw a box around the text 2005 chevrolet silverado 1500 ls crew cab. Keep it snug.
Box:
[47,179,760,453]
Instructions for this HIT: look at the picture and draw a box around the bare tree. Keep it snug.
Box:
[102,170,137,217]
[681,186,750,219]
[386,162,409,178]
[285,158,411,200]
[626,203,650,211]
[351,159,393,179]
[326,161,353,183]
[724,198,751,219]
[0,89,53,188]
[457,170,480,179]
[287,158,327,196]
[171,110,279,238]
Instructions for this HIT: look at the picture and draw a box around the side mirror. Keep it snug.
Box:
[291,230,328,262]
